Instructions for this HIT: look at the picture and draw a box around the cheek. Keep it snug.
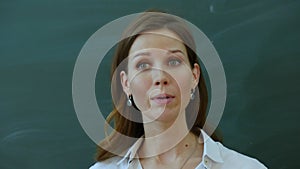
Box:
[129,74,152,109]
[170,71,193,99]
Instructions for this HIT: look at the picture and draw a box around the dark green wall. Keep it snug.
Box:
[1,0,300,168]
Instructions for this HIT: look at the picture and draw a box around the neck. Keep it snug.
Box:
[139,111,194,159]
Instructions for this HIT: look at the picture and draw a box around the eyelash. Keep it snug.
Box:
[136,62,150,70]
[168,58,182,66]
[135,57,182,70]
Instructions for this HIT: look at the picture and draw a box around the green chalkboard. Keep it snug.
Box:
[1,0,300,168]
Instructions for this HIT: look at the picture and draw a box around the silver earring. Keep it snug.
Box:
[127,95,132,107]
[190,89,195,100]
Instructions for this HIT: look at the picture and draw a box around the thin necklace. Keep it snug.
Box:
[179,135,198,169]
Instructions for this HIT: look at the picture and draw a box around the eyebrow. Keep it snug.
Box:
[132,51,151,59]
[168,49,184,55]
[132,49,184,60]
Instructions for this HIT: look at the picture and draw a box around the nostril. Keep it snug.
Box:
[154,81,168,85]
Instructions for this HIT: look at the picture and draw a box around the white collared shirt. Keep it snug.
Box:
[90,130,267,169]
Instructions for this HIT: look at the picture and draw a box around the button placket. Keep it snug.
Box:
[203,157,212,169]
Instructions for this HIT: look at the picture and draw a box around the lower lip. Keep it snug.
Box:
[152,97,174,105]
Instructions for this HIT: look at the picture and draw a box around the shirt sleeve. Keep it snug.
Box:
[216,143,268,169]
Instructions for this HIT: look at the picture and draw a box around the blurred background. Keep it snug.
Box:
[1,0,299,168]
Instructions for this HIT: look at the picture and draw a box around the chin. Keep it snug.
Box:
[146,108,182,123]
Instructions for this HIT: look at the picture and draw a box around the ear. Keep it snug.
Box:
[191,63,200,89]
[120,71,130,95]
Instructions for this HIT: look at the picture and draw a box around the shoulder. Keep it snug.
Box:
[89,156,126,169]
[216,142,267,169]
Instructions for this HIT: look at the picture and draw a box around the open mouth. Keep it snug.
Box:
[151,94,175,104]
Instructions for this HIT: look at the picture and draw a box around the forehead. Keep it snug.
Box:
[128,29,187,56]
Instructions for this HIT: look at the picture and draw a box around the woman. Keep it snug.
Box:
[90,11,267,169]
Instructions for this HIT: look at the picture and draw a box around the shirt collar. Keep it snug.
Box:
[117,136,144,165]
[201,129,224,163]
[117,129,224,165]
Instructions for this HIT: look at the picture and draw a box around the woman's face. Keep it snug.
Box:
[120,29,200,123]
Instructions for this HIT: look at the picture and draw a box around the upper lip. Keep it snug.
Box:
[151,93,175,99]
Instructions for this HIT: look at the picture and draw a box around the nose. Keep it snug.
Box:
[151,68,169,86]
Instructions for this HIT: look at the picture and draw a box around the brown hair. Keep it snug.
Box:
[96,11,222,161]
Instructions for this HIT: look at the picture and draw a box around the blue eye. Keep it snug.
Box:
[168,58,181,66]
[137,62,150,70]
